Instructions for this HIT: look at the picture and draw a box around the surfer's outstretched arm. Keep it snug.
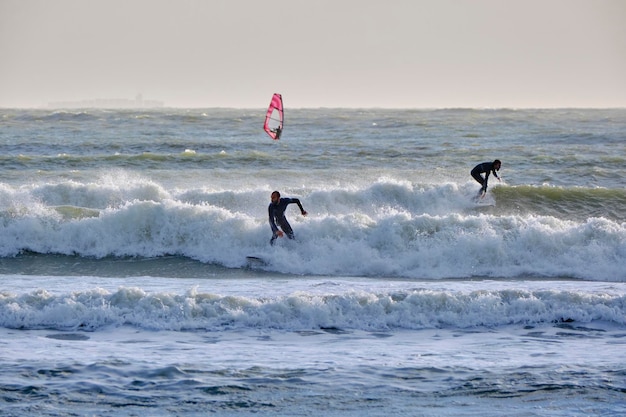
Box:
[291,198,307,216]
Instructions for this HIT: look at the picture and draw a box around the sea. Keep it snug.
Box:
[0,107,625,416]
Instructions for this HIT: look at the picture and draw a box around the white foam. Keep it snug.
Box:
[0,175,624,281]
[1,278,624,332]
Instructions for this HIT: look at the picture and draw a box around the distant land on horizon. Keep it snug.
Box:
[47,94,164,109]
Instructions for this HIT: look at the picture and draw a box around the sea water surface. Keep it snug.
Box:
[0,108,625,416]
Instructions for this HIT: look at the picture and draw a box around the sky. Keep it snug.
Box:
[1,0,625,109]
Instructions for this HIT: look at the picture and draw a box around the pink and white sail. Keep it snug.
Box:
[263,93,284,140]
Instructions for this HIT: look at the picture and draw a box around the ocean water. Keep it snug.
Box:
[0,107,625,416]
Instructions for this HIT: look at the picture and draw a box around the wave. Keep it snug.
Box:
[0,149,282,173]
[2,108,261,125]
[493,185,626,222]
[1,176,625,281]
[9,110,100,122]
[1,285,624,332]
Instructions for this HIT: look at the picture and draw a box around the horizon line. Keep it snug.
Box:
[2,105,625,111]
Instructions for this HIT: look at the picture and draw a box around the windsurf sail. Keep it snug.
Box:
[263,93,283,140]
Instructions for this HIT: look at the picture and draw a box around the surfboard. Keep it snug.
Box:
[246,256,267,266]
[474,191,496,207]
[263,93,283,140]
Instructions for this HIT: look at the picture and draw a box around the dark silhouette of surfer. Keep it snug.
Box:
[273,126,282,140]
[268,191,307,245]
[471,159,501,196]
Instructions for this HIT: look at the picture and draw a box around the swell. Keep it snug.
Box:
[493,185,626,222]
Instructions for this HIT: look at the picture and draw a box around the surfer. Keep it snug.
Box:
[269,191,307,245]
[471,159,501,196]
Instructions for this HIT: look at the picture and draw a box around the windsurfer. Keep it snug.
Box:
[273,126,282,140]
[264,93,284,140]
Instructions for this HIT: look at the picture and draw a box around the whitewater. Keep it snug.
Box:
[0,108,625,416]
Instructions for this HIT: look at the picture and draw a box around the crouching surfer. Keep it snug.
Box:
[471,159,501,197]
[268,191,307,245]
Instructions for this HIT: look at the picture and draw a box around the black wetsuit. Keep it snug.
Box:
[471,162,500,193]
[268,198,304,245]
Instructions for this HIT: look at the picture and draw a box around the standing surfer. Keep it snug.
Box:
[471,159,501,196]
[268,191,307,245]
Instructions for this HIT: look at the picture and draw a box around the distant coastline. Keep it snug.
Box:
[48,94,163,109]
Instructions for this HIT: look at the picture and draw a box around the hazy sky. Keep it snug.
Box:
[1,0,625,108]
